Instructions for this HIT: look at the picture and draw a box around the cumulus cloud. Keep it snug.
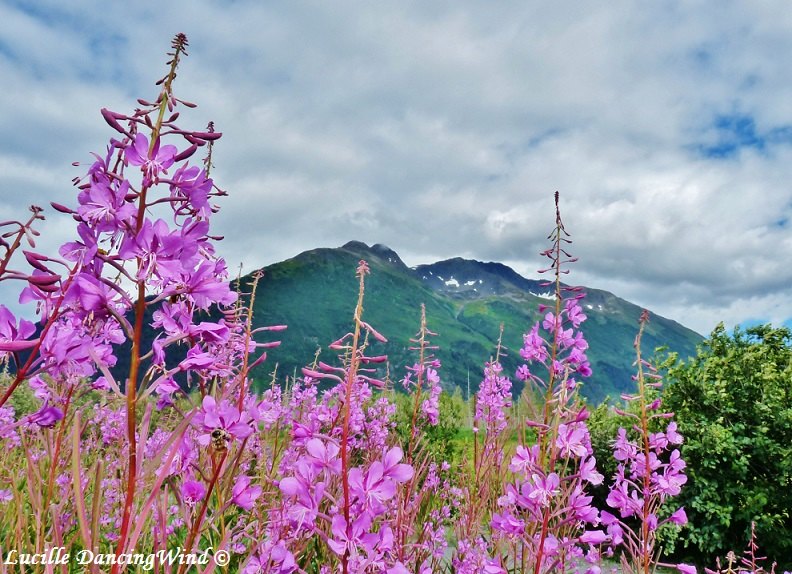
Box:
[1,1,791,335]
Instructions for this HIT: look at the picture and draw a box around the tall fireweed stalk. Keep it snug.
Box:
[465,192,603,574]
[605,310,694,574]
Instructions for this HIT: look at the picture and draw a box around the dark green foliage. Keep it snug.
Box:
[585,400,621,510]
[662,324,792,568]
[393,386,468,464]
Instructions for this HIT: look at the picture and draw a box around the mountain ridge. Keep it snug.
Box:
[242,241,702,403]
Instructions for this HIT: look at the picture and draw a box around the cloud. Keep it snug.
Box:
[1,1,791,335]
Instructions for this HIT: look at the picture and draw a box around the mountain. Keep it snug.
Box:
[241,241,702,404]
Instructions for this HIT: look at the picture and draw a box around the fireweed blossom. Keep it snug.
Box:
[181,479,206,506]
[124,133,178,186]
[479,194,608,573]
[275,267,456,573]
[193,395,254,446]
[0,304,38,355]
[604,311,690,574]
[232,475,262,511]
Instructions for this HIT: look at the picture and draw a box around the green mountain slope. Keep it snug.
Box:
[243,241,702,404]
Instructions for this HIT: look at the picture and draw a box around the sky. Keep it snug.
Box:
[1,1,792,336]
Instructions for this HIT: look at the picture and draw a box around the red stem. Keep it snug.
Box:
[112,39,186,574]
[340,268,366,574]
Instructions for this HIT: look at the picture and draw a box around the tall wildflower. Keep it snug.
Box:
[60,36,239,567]
[277,261,414,573]
[605,310,691,574]
[486,193,604,573]
[452,345,511,574]
[392,305,457,573]
[704,523,782,574]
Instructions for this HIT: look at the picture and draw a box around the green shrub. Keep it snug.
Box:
[662,323,792,568]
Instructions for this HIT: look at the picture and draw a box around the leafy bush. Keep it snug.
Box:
[662,323,792,569]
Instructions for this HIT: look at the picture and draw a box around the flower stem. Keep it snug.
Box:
[340,263,367,574]
[112,35,188,573]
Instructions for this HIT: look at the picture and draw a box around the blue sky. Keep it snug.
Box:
[2,0,792,335]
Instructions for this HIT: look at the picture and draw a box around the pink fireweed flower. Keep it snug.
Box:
[420,367,442,425]
[349,462,397,515]
[279,468,326,531]
[527,472,560,507]
[125,133,178,184]
[475,362,512,437]
[0,407,18,446]
[556,422,590,458]
[304,438,341,475]
[153,376,180,409]
[193,395,254,446]
[178,344,220,371]
[327,513,378,559]
[171,259,237,309]
[453,538,506,574]
[27,403,64,428]
[655,466,687,497]
[491,510,525,536]
[676,565,696,574]
[666,421,684,444]
[181,479,206,506]
[580,456,605,485]
[520,324,548,362]
[231,475,262,510]
[565,300,588,328]
[579,530,609,544]
[243,541,297,574]
[572,489,600,524]
[27,375,52,401]
[613,428,636,461]
[151,300,193,337]
[38,315,120,380]
[189,320,231,344]
[381,446,414,483]
[600,510,625,545]
[607,470,642,518]
[169,165,213,218]
[509,444,539,475]
[248,387,286,431]
[668,506,688,526]
[542,312,560,333]
[557,327,575,349]
[0,305,38,354]
[76,177,136,233]
[570,330,589,351]
[65,273,122,316]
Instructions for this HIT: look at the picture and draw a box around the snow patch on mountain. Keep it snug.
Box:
[530,291,555,300]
